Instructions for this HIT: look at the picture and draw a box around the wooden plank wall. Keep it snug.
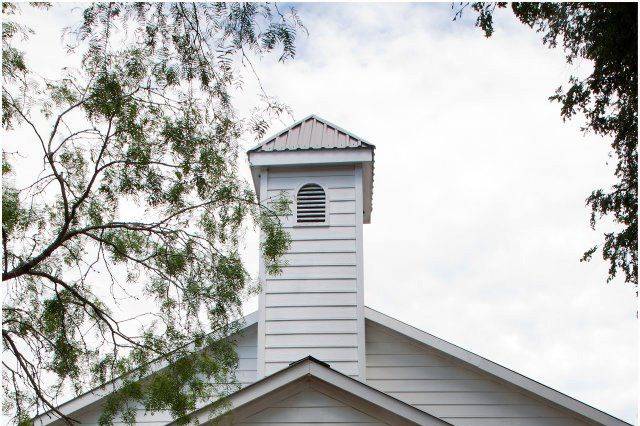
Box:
[54,326,258,425]
[238,388,385,425]
[262,165,361,379]
[364,321,588,426]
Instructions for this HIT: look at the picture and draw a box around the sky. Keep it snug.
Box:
[4,2,638,424]
[234,3,638,423]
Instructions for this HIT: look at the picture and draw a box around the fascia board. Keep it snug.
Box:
[364,307,630,426]
[33,311,259,425]
[248,149,373,167]
[187,361,311,425]
[190,358,448,426]
[307,363,449,425]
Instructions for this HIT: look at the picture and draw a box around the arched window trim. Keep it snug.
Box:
[295,182,329,226]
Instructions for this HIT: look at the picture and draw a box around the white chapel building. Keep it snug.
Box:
[36,115,630,425]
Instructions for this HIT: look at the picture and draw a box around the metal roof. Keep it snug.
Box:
[248,114,375,152]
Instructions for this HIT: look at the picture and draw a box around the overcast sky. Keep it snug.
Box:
[7,3,638,424]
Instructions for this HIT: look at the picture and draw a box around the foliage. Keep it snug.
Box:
[2,3,300,424]
[454,2,638,286]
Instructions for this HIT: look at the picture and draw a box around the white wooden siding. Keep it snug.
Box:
[266,189,356,204]
[287,239,355,253]
[364,321,588,425]
[261,165,363,379]
[237,388,386,425]
[266,279,356,293]
[264,347,359,362]
[268,174,355,190]
[55,326,259,425]
[265,306,357,321]
[267,265,357,280]
[265,292,357,306]
[279,252,357,265]
[266,319,358,334]
[283,227,357,240]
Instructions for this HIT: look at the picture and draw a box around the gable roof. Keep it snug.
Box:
[34,308,631,426]
[248,114,375,152]
[364,307,631,426]
[33,312,259,425]
[184,356,449,426]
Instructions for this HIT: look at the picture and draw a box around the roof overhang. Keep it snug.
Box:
[248,148,375,223]
[34,307,630,426]
[183,356,449,426]
[364,307,631,426]
[33,312,259,426]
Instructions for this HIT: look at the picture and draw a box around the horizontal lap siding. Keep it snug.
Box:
[267,265,357,280]
[266,306,357,320]
[265,347,358,362]
[285,227,356,241]
[268,175,356,191]
[62,326,259,425]
[280,252,357,266]
[265,361,359,377]
[364,322,587,425]
[266,319,358,334]
[266,188,355,203]
[288,239,355,253]
[266,292,357,307]
[264,166,360,379]
[266,279,356,294]
[239,389,385,425]
[330,200,356,214]
[235,326,259,384]
[266,333,358,347]
[265,212,355,228]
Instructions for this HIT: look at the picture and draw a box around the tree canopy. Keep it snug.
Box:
[2,3,300,424]
[455,2,638,287]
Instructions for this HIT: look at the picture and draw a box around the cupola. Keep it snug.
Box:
[247,115,375,381]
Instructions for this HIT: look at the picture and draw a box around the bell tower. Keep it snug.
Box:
[248,115,374,381]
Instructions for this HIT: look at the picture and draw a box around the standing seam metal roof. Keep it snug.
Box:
[248,114,375,152]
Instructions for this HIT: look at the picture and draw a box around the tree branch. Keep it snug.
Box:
[3,330,79,425]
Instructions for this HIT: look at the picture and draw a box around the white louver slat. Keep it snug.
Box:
[296,184,326,223]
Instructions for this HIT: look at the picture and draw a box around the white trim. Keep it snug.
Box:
[364,307,631,426]
[186,357,448,426]
[33,312,258,425]
[362,161,374,224]
[248,149,373,167]
[354,164,366,381]
[248,150,374,224]
[256,168,268,380]
[35,306,629,426]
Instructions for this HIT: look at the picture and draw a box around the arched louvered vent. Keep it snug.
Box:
[296,184,326,223]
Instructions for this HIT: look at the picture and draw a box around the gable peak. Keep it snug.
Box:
[248,114,375,153]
